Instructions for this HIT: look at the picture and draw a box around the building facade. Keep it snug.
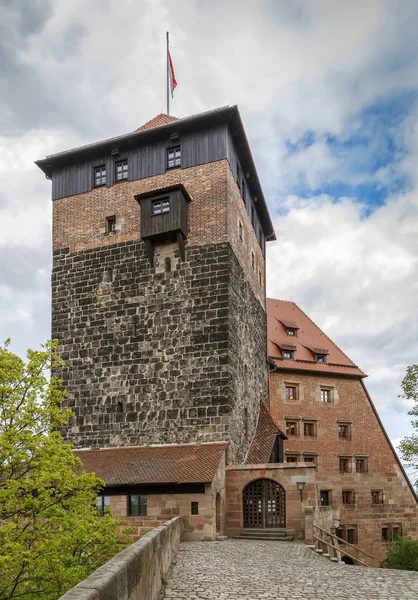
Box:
[37,107,417,563]
[267,298,418,564]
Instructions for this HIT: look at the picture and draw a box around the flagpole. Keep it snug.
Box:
[166,31,170,115]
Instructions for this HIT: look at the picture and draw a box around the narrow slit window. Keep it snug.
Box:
[106,216,116,232]
[167,145,181,169]
[239,221,243,242]
[165,257,171,272]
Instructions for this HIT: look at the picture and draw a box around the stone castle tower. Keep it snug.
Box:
[37,107,276,464]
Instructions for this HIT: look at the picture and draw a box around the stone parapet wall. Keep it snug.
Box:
[59,516,182,600]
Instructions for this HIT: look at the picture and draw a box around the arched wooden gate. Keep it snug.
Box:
[243,479,286,529]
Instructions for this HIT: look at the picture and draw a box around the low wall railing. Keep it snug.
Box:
[313,523,374,567]
[59,516,182,600]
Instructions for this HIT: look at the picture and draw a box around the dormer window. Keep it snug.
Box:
[315,354,326,363]
[152,198,170,215]
[167,145,181,169]
[282,350,294,360]
[287,328,297,337]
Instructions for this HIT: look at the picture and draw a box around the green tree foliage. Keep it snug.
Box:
[398,365,418,482]
[0,341,129,600]
[381,536,418,571]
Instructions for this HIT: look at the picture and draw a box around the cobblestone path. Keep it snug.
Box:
[162,539,418,600]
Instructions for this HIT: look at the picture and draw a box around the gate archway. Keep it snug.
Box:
[243,479,286,529]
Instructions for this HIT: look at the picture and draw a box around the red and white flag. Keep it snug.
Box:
[168,51,177,98]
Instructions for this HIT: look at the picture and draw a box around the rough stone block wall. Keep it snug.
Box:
[269,370,418,564]
[58,516,182,600]
[52,240,266,463]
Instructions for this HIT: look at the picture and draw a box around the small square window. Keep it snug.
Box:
[286,328,297,337]
[303,455,316,464]
[371,490,384,505]
[152,198,170,215]
[286,455,298,463]
[355,458,367,473]
[315,354,326,363]
[282,350,294,360]
[286,421,297,436]
[106,216,116,233]
[115,158,128,181]
[94,165,106,187]
[338,424,351,439]
[303,422,316,437]
[320,389,332,403]
[96,495,110,517]
[339,458,351,472]
[128,494,147,516]
[285,385,297,400]
[191,501,199,515]
[320,490,330,506]
[167,145,181,169]
[342,490,355,505]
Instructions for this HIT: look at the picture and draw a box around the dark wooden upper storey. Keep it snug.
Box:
[36,105,276,242]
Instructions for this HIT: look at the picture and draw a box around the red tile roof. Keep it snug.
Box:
[267,299,366,378]
[246,401,286,464]
[135,113,179,132]
[74,442,227,487]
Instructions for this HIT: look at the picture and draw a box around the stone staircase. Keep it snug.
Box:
[236,528,294,541]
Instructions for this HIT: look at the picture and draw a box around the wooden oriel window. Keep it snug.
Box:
[321,389,332,403]
[167,145,181,169]
[286,421,297,436]
[338,424,351,439]
[342,490,355,505]
[339,457,351,472]
[371,490,384,504]
[285,385,297,400]
[94,164,106,186]
[320,490,330,506]
[152,198,170,215]
[303,421,316,437]
[115,158,128,181]
[96,495,110,516]
[128,494,147,516]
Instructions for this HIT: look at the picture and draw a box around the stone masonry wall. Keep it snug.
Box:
[52,240,264,463]
[269,370,418,564]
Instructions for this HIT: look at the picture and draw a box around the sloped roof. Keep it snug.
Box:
[267,299,366,378]
[246,401,286,464]
[135,113,179,131]
[74,442,227,487]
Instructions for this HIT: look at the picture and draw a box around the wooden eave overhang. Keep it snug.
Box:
[35,105,276,241]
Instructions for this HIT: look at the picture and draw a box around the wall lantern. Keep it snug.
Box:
[330,524,338,536]
[296,480,306,500]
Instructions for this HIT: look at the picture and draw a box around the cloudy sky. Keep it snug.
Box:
[1,0,417,452]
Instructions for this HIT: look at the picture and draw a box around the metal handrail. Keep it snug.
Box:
[313,524,374,559]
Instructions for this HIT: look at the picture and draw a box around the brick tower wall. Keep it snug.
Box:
[51,160,267,464]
